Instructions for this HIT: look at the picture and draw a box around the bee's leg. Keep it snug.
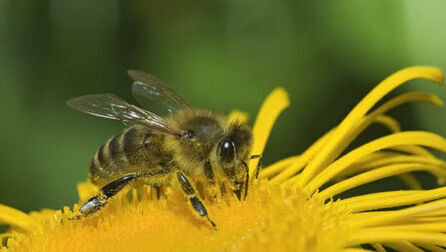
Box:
[243,161,249,200]
[78,174,138,216]
[77,169,172,217]
[177,171,217,230]
[153,185,163,200]
[250,154,263,179]
[234,161,249,201]
[204,159,219,200]
[204,159,215,185]
[230,154,262,202]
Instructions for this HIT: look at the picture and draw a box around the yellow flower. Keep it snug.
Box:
[1,66,446,251]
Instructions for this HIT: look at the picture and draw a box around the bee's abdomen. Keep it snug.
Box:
[89,131,127,185]
[89,125,167,186]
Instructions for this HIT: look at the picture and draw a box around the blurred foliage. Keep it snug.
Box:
[0,0,445,211]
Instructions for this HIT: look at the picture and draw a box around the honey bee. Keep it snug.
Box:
[67,70,260,229]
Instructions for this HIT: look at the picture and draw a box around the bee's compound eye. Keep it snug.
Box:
[217,138,236,163]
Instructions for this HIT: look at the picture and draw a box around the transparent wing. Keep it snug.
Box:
[128,70,191,115]
[66,94,182,137]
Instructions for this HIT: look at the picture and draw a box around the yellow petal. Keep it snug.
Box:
[347,230,446,247]
[397,173,423,190]
[0,204,39,232]
[371,243,387,252]
[228,110,250,124]
[374,115,401,132]
[318,163,446,200]
[269,129,334,184]
[342,249,375,252]
[259,155,300,178]
[249,87,289,177]
[305,131,446,195]
[77,180,99,202]
[384,241,427,252]
[416,243,445,252]
[339,187,446,213]
[297,66,444,188]
[349,199,446,229]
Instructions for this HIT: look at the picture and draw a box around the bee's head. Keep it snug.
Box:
[215,123,252,195]
[166,110,253,198]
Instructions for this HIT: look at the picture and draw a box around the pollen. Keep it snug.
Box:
[1,66,446,252]
[0,182,348,251]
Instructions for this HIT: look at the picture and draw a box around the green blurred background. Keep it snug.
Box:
[1,1,445,212]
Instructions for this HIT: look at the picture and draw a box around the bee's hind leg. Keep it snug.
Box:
[75,169,172,218]
[177,171,217,230]
[77,174,139,217]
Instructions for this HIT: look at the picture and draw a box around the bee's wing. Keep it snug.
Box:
[128,70,191,115]
[66,94,183,137]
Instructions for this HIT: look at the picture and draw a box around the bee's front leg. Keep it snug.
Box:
[234,161,249,201]
[251,154,263,179]
[177,171,217,230]
[204,158,220,200]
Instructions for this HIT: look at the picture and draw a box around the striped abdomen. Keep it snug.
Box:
[89,125,170,187]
